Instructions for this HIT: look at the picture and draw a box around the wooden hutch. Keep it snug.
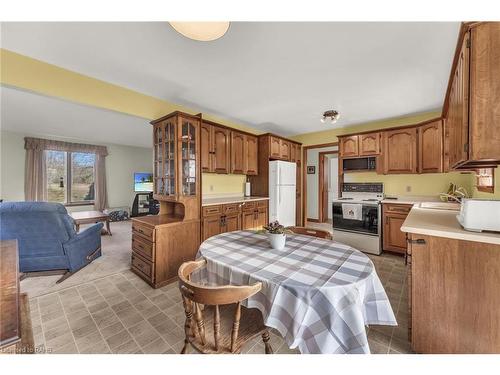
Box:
[131,111,202,288]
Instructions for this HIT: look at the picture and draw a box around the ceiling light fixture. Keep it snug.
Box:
[320,110,340,124]
[169,22,230,41]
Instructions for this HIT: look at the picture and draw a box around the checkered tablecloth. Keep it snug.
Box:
[196,230,397,354]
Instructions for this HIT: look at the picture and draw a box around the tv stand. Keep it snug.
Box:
[131,192,159,217]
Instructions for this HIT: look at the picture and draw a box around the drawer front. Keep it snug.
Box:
[132,222,155,242]
[132,235,154,261]
[384,203,412,215]
[257,200,268,208]
[202,205,223,217]
[241,201,256,211]
[131,252,154,280]
[223,203,241,214]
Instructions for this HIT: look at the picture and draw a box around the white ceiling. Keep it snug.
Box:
[1,86,152,147]
[1,22,460,137]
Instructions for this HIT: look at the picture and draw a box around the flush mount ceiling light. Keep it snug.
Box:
[169,22,230,41]
[320,110,340,124]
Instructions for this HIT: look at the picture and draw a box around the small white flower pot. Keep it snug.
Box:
[268,233,286,250]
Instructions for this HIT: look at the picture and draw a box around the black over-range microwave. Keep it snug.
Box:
[342,157,376,171]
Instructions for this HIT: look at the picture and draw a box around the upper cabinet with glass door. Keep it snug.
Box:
[150,112,200,205]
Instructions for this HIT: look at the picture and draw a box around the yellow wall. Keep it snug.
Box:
[202,174,246,195]
[470,169,500,199]
[344,172,473,197]
[0,49,260,196]
[291,111,441,146]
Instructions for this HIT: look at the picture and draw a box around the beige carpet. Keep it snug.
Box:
[21,221,133,298]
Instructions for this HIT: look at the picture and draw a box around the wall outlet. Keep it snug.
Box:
[406,185,412,193]
[210,185,214,192]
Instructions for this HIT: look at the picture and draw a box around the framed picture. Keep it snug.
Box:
[307,166,316,174]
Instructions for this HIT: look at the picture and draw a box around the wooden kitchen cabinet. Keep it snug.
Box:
[280,139,291,160]
[359,133,380,156]
[418,120,443,173]
[241,201,269,230]
[270,136,281,159]
[224,212,241,232]
[446,34,469,169]
[202,214,222,241]
[230,131,246,174]
[201,122,230,174]
[201,200,268,240]
[382,128,417,174]
[445,23,500,169]
[213,126,231,173]
[340,135,359,157]
[200,122,212,173]
[131,216,200,288]
[382,203,412,254]
[245,135,258,175]
[407,233,500,353]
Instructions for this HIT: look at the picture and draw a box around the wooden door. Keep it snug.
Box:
[241,210,256,230]
[383,128,418,174]
[201,123,213,172]
[469,23,500,162]
[418,120,443,173]
[383,213,407,253]
[224,213,241,233]
[280,140,290,161]
[447,34,470,168]
[231,132,246,174]
[270,136,281,159]
[359,133,380,156]
[245,135,258,175]
[202,215,221,241]
[340,136,359,157]
[212,126,230,174]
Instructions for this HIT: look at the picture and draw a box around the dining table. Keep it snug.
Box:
[195,230,397,354]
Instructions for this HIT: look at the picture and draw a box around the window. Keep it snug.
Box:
[46,150,95,205]
[476,168,495,194]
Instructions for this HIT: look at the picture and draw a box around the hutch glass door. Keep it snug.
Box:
[181,119,196,196]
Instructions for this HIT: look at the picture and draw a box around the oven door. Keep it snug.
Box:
[332,202,380,236]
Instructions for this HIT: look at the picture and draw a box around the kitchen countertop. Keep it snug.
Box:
[401,206,500,245]
[202,196,269,207]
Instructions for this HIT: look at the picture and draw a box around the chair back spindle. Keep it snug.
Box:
[178,258,264,353]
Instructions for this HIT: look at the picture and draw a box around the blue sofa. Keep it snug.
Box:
[0,202,103,282]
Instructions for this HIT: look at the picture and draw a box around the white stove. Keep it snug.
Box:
[332,183,384,255]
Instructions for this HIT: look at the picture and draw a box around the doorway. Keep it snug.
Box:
[318,151,338,223]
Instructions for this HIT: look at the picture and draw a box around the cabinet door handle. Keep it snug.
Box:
[407,239,426,245]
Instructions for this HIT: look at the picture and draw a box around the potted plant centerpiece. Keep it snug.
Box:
[262,221,292,250]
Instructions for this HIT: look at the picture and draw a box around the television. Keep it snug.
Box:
[134,172,153,192]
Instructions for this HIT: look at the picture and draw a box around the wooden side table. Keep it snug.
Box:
[71,210,112,235]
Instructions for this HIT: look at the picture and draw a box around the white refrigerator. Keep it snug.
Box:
[269,160,296,227]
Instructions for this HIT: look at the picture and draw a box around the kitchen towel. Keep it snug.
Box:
[342,203,363,221]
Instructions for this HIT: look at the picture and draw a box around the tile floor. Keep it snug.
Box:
[28,251,411,354]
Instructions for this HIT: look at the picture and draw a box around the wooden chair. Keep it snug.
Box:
[178,258,273,354]
[288,226,333,240]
